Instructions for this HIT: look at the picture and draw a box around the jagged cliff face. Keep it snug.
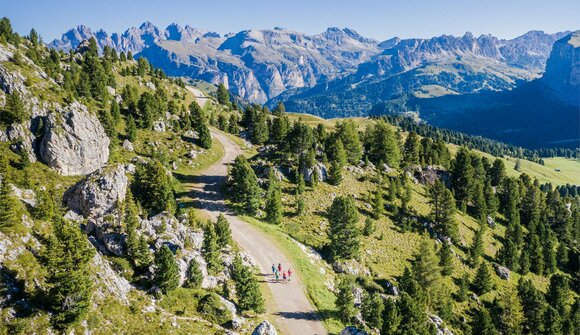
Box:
[49,23,567,105]
[542,31,580,105]
[49,23,380,103]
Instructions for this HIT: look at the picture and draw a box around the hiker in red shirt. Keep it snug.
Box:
[277,263,282,273]
[287,268,292,281]
[282,271,287,283]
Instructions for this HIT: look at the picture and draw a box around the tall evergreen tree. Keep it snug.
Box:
[133,161,175,215]
[366,120,401,167]
[45,219,95,328]
[336,120,363,164]
[265,171,283,224]
[373,184,385,219]
[198,122,212,149]
[0,179,20,229]
[235,264,265,313]
[472,263,493,295]
[494,289,524,335]
[411,237,442,292]
[328,196,360,260]
[215,214,232,248]
[397,292,433,335]
[490,159,506,187]
[403,131,420,167]
[450,147,474,211]
[546,274,570,316]
[2,90,27,124]
[216,83,230,106]
[229,155,261,214]
[203,222,222,275]
[381,298,401,335]
[471,308,499,335]
[184,258,203,289]
[336,276,357,324]
[470,225,485,267]
[439,241,454,276]
[429,181,459,241]
[153,245,180,293]
[362,291,384,330]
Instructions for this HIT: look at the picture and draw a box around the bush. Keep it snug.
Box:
[197,292,232,325]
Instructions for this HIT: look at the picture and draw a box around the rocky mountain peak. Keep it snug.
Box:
[542,30,580,104]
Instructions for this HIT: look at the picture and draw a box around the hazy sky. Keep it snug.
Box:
[2,0,579,42]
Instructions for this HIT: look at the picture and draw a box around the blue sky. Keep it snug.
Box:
[2,0,579,42]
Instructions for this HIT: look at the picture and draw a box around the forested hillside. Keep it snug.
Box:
[0,17,266,334]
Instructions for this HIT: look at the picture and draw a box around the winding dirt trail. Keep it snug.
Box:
[187,129,327,335]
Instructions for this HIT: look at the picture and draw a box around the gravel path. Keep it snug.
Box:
[187,129,327,335]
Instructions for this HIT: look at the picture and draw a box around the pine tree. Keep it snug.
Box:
[366,120,401,167]
[215,214,232,248]
[373,184,384,219]
[328,159,343,186]
[336,276,356,324]
[229,155,261,214]
[470,225,485,267]
[203,222,222,275]
[126,114,137,142]
[133,161,175,215]
[362,291,384,330]
[0,179,19,229]
[429,181,458,241]
[336,120,363,164]
[411,237,442,292]
[363,217,376,236]
[198,122,212,149]
[439,242,454,276]
[450,147,473,211]
[543,306,563,335]
[34,187,57,221]
[490,159,506,187]
[234,264,265,313]
[495,289,524,335]
[153,245,179,293]
[456,273,470,302]
[546,274,570,316]
[184,258,203,289]
[328,196,360,260]
[216,84,230,106]
[517,278,547,334]
[529,234,544,274]
[484,180,498,217]
[265,171,283,224]
[381,298,401,335]
[473,263,493,295]
[403,131,420,167]
[2,91,27,124]
[397,292,433,335]
[45,219,95,329]
[471,308,499,335]
[543,235,557,275]
[472,181,487,220]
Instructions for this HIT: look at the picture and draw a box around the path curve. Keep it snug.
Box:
[188,129,327,335]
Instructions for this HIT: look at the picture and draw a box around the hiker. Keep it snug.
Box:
[275,271,280,283]
[282,271,287,283]
[278,263,282,273]
[287,268,292,281]
[271,264,276,275]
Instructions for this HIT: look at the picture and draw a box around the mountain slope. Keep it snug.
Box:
[49,23,380,103]
[269,31,568,116]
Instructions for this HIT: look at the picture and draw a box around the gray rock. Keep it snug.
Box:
[6,123,36,163]
[301,162,328,183]
[91,251,132,304]
[10,184,36,207]
[333,259,370,276]
[39,102,110,175]
[122,139,134,152]
[153,121,166,132]
[339,326,369,335]
[65,164,128,218]
[252,320,277,335]
[430,314,455,335]
[0,63,27,95]
[494,264,511,280]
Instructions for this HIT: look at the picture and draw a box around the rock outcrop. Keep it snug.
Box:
[252,320,277,335]
[339,326,369,335]
[301,162,328,183]
[65,164,128,218]
[39,102,110,176]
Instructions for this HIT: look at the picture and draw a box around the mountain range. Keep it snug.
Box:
[48,23,579,148]
[49,23,567,103]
